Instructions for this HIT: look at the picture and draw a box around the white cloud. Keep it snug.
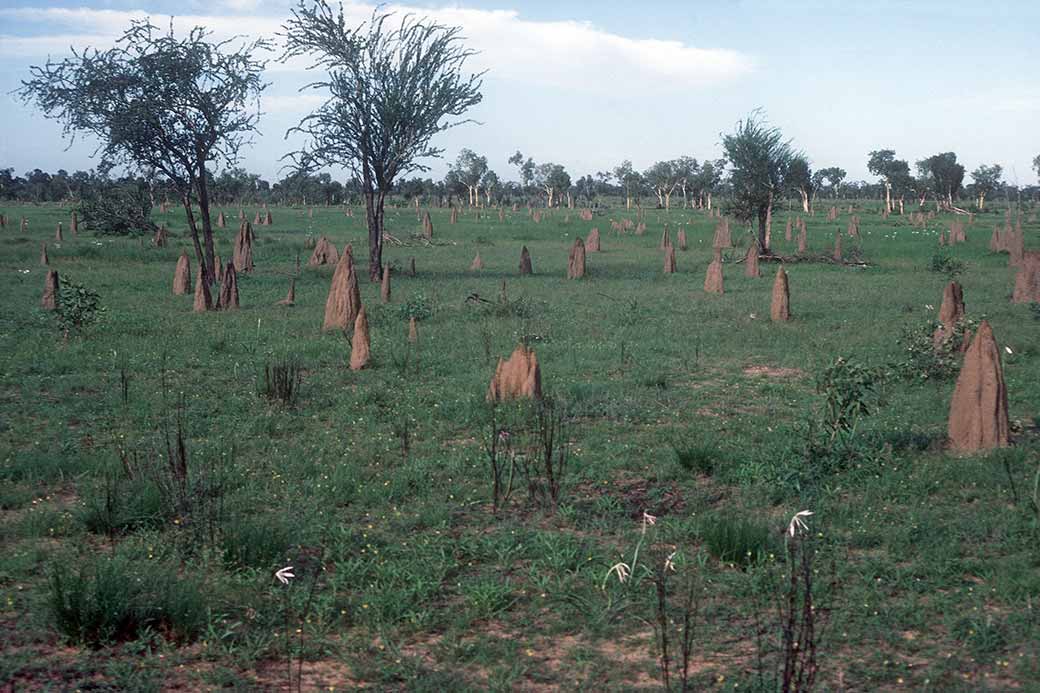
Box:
[0,3,754,90]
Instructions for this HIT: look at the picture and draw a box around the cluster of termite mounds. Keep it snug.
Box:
[31,201,1027,458]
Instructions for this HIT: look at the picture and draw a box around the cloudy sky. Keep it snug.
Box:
[1,0,1038,185]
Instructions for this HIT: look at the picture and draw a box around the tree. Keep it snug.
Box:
[481,169,499,207]
[672,156,699,208]
[20,20,269,284]
[645,160,682,209]
[786,156,814,213]
[916,152,965,209]
[283,3,483,281]
[508,150,535,196]
[969,164,1002,209]
[1034,154,1040,182]
[693,159,725,210]
[532,162,570,208]
[613,160,641,209]
[722,112,795,252]
[867,150,912,213]
[451,148,488,207]
[817,167,846,198]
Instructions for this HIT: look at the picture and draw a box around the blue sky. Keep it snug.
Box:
[1,0,1038,186]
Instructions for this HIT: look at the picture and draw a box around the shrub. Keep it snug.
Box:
[700,515,776,568]
[76,180,155,236]
[221,514,295,570]
[50,554,207,646]
[929,251,965,278]
[54,278,104,339]
[895,318,976,383]
[815,356,885,439]
[398,292,433,322]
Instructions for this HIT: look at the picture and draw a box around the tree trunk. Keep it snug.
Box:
[196,165,216,285]
[706,192,713,211]
[884,182,892,213]
[664,191,671,209]
[363,184,384,282]
[626,195,632,210]
[181,193,207,279]
[799,189,809,213]
[764,190,773,251]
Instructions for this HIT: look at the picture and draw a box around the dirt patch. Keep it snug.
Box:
[742,365,805,379]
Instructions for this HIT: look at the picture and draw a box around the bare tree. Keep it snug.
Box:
[282,2,483,280]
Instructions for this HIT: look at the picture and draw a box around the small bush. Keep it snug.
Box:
[76,180,155,236]
[929,251,965,278]
[398,292,433,322]
[895,318,975,383]
[700,515,776,568]
[55,278,104,339]
[50,554,208,646]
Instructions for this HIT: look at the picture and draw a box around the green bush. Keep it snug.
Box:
[398,292,433,322]
[929,251,965,278]
[54,278,105,339]
[76,180,154,236]
[672,442,717,476]
[895,318,975,383]
[49,554,208,646]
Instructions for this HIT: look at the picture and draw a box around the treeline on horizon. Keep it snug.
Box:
[3,155,1037,211]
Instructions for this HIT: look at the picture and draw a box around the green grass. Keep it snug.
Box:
[0,200,1038,690]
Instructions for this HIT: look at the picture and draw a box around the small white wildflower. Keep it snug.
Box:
[664,551,677,572]
[607,562,631,584]
[1004,346,1013,355]
[642,511,657,527]
[787,510,813,538]
[274,566,295,585]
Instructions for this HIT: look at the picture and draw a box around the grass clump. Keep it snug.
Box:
[50,553,208,646]
[699,515,777,568]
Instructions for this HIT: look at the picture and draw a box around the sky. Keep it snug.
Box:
[1,0,1039,186]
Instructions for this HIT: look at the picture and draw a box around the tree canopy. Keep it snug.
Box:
[283,1,483,280]
[19,19,270,283]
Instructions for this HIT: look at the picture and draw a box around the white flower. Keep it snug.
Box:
[642,511,657,527]
[274,566,295,585]
[664,551,678,572]
[924,304,934,311]
[787,510,813,538]
[1005,346,1013,355]
[607,562,631,584]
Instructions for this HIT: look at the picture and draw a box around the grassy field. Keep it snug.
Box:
[1,200,1038,691]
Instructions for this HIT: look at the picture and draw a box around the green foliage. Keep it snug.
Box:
[398,292,433,322]
[815,356,885,439]
[49,553,208,646]
[700,515,777,568]
[54,278,104,339]
[76,180,154,235]
[895,317,976,383]
[929,251,965,278]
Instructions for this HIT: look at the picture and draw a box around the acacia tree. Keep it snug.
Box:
[970,164,1002,209]
[722,113,795,253]
[20,20,269,284]
[283,2,483,281]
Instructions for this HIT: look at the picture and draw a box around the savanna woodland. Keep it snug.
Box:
[3,1,1040,691]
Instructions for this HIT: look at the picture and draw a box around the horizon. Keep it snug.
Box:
[1,0,1039,187]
